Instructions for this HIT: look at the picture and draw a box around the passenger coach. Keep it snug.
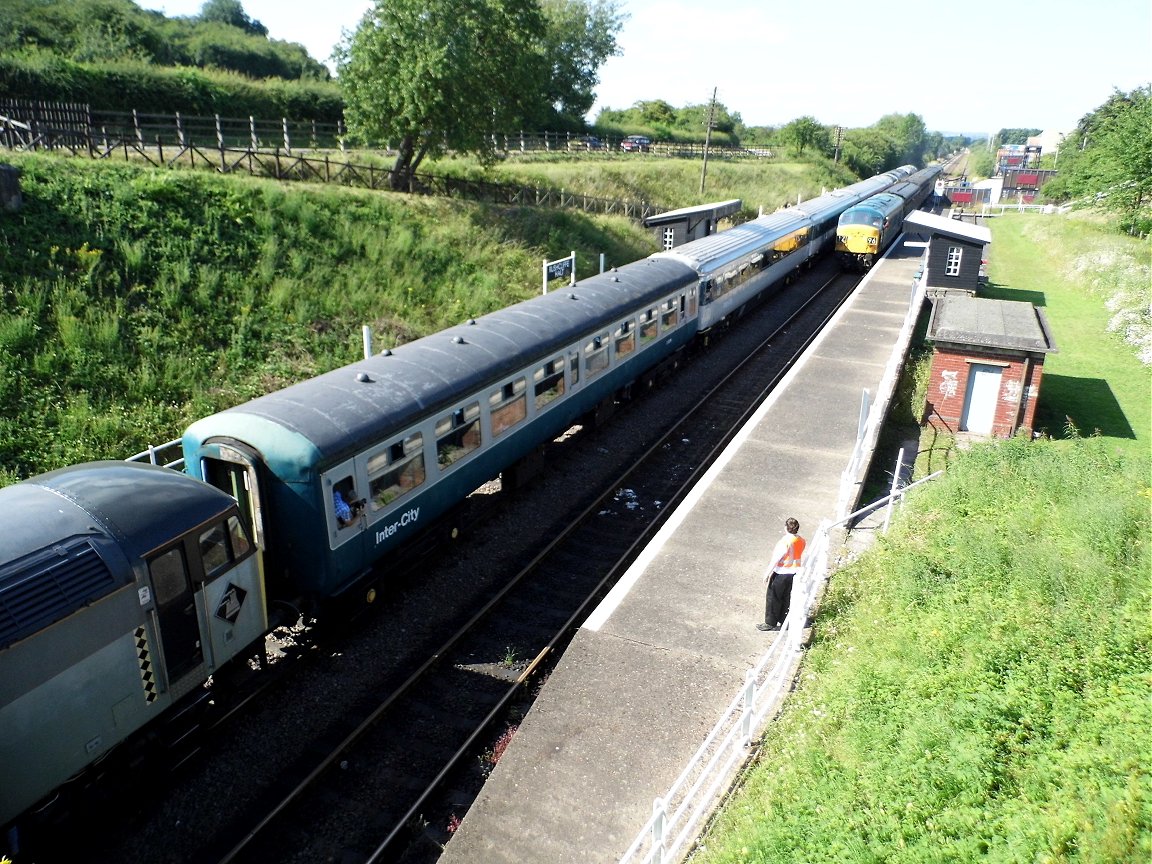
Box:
[182,258,700,611]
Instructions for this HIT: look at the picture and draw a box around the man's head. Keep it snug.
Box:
[785,517,799,534]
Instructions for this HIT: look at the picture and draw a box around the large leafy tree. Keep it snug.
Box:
[338,0,546,190]
[1045,86,1152,234]
[536,0,625,127]
[780,116,828,155]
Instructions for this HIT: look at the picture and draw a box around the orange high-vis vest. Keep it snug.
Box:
[775,535,805,573]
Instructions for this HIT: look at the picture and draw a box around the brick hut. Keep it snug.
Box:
[923,295,1058,438]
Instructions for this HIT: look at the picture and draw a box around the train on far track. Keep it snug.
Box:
[1,161,942,851]
[834,165,942,270]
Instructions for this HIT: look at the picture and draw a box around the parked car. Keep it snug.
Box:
[621,135,652,153]
[574,135,603,151]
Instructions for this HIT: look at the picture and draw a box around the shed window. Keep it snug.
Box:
[368,433,426,510]
[534,358,566,410]
[946,246,963,276]
[662,226,675,250]
[490,378,527,437]
[436,402,481,469]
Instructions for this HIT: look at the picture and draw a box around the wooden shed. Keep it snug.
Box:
[904,210,991,296]
[923,295,1058,438]
[643,200,742,250]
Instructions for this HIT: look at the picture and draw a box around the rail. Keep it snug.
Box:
[617,249,939,864]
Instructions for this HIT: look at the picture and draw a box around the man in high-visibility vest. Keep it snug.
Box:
[757,517,805,632]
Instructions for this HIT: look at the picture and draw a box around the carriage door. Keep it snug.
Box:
[147,544,204,684]
[202,448,266,552]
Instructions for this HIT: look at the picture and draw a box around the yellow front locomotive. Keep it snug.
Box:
[834,192,904,270]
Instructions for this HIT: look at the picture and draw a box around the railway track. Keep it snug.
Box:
[197,264,864,864]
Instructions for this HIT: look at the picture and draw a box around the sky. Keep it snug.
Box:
[144,0,1151,136]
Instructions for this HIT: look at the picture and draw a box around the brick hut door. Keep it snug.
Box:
[960,363,1002,434]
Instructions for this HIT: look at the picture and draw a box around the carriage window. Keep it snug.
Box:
[534,358,566,410]
[584,333,610,377]
[490,378,527,437]
[685,289,697,318]
[149,547,189,606]
[437,402,481,469]
[368,433,426,510]
[660,298,679,329]
[199,524,230,578]
[569,351,580,386]
[614,320,636,357]
[639,309,658,345]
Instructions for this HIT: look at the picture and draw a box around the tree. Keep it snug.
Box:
[1048,86,1152,234]
[198,0,268,37]
[536,0,625,127]
[338,0,545,190]
[875,112,927,165]
[780,116,827,155]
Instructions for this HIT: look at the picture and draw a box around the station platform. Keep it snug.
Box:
[439,240,926,864]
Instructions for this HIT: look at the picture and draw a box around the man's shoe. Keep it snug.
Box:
[756,623,779,632]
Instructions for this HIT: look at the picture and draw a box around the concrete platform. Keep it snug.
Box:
[440,241,925,864]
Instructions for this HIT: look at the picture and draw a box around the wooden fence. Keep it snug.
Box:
[0,102,783,217]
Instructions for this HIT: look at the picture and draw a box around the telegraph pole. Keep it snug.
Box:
[699,87,717,195]
[833,125,844,163]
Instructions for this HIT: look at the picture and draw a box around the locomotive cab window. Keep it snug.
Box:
[584,333,610,377]
[613,320,636,357]
[490,377,527,437]
[436,402,482,469]
[198,514,254,581]
[534,358,566,410]
[368,433,426,510]
[149,546,191,606]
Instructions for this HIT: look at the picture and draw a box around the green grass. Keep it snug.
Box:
[695,435,1150,864]
[434,151,852,219]
[694,213,1151,863]
[0,151,658,484]
[984,214,1150,453]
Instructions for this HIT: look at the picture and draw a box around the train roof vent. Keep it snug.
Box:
[0,540,117,649]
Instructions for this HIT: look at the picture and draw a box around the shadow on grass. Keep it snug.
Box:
[1035,374,1137,439]
[979,280,1048,307]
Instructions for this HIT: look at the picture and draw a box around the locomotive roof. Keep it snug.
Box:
[185,256,698,467]
[0,461,238,649]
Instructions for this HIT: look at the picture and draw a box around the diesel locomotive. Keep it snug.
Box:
[834,165,942,270]
[2,163,937,845]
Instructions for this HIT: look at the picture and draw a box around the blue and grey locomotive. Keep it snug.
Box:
[0,462,265,831]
